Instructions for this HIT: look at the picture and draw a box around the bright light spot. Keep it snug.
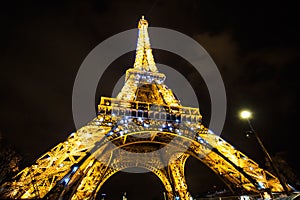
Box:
[263,192,271,200]
[63,177,70,185]
[240,195,250,200]
[72,166,79,172]
[240,110,252,119]
[107,132,113,136]
[197,136,204,143]
[257,181,265,189]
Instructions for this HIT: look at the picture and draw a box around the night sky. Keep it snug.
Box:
[0,1,300,199]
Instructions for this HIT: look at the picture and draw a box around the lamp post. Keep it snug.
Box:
[239,110,290,195]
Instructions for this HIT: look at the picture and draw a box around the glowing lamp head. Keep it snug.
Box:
[240,110,252,119]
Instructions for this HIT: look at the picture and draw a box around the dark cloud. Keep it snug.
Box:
[194,31,241,80]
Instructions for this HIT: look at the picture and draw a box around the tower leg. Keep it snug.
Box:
[69,150,177,200]
[152,168,174,200]
[169,153,191,200]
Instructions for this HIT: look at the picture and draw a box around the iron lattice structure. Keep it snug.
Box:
[0,17,290,200]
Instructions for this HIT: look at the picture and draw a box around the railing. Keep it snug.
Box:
[98,97,202,123]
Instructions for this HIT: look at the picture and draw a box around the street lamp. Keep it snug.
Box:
[239,110,290,195]
[240,110,252,120]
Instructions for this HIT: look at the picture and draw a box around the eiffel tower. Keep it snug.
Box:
[0,16,290,200]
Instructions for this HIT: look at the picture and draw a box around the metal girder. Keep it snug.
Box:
[70,149,174,200]
[0,117,288,199]
[168,153,191,199]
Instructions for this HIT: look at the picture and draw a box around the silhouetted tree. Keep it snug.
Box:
[0,132,22,184]
[265,151,300,190]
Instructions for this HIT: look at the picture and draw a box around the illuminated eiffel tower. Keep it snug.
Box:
[0,17,290,200]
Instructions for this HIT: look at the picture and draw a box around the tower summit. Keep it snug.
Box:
[133,16,158,72]
[117,16,180,106]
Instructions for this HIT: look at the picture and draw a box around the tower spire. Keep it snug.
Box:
[133,16,158,72]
